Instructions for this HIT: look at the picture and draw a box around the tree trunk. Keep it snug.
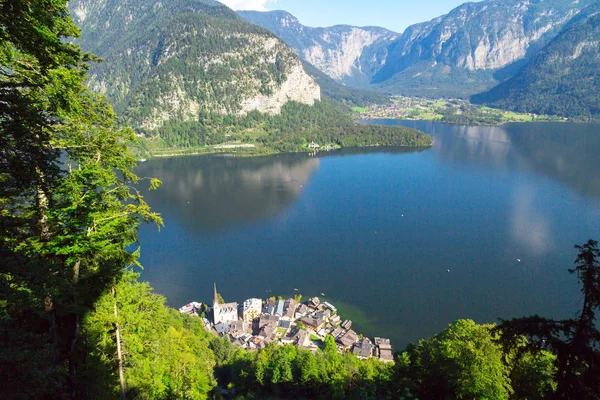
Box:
[35,167,50,243]
[68,314,79,400]
[113,286,127,400]
[69,259,81,399]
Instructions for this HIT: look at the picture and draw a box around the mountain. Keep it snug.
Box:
[238,1,595,99]
[69,0,320,132]
[472,2,600,119]
[300,61,390,106]
[373,0,597,98]
[238,10,399,87]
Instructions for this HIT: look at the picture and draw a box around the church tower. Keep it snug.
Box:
[213,282,219,308]
[211,282,238,325]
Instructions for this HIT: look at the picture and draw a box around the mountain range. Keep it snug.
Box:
[241,0,600,107]
[70,0,600,134]
[238,10,398,88]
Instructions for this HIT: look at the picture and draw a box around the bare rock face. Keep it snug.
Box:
[238,10,398,87]
[240,64,320,115]
[372,0,597,96]
[69,0,321,132]
[302,28,395,81]
[472,2,600,119]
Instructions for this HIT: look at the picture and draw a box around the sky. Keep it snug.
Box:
[219,0,475,32]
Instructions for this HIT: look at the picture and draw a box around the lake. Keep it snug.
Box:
[135,121,600,349]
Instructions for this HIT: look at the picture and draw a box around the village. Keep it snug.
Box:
[179,284,394,363]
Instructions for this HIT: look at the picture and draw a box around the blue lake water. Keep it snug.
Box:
[135,121,600,349]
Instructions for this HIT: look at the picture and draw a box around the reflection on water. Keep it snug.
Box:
[136,155,320,234]
[510,185,554,256]
[373,120,600,199]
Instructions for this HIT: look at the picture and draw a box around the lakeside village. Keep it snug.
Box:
[179,284,394,363]
[356,95,562,122]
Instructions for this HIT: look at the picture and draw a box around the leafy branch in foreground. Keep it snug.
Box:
[497,240,600,399]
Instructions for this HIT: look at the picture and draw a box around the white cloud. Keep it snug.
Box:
[219,0,277,11]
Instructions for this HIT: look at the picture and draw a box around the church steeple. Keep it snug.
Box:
[213,282,218,307]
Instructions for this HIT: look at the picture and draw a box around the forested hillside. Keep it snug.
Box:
[70,0,320,131]
[68,0,424,155]
[472,2,600,120]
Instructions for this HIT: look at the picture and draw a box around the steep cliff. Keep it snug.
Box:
[70,0,320,132]
[472,2,600,119]
[238,10,398,87]
[373,0,597,97]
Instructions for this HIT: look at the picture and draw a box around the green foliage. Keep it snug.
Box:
[154,99,432,153]
[82,272,216,399]
[509,348,557,400]
[398,319,512,399]
[497,239,600,399]
[0,0,161,397]
[217,339,395,399]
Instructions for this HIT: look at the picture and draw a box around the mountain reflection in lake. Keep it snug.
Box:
[376,120,600,199]
[137,122,600,350]
[136,155,320,234]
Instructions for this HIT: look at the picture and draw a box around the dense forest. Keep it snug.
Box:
[1,1,599,399]
[152,100,432,153]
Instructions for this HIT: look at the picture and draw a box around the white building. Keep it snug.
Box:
[213,283,238,325]
[242,298,262,322]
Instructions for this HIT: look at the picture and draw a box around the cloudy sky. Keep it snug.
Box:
[219,0,474,32]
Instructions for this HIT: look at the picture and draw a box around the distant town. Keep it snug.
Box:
[355,95,564,125]
[179,284,394,363]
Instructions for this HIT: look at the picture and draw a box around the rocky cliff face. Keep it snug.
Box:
[240,1,597,99]
[373,0,598,97]
[70,0,320,132]
[238,10,398,87]
[472,2,600,119]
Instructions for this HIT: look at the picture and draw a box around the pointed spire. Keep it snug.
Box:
[213,282,218,307]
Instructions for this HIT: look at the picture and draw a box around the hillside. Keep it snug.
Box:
[238,10,398,87]
[372,0,597,98]
[301,61,391,107]
[69,0,428,155]
[70,0,320,132]
[472,2,600,119]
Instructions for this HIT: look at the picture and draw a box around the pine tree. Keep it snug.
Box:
[0,1,161,397]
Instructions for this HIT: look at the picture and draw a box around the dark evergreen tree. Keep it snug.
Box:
[497,240,600,399]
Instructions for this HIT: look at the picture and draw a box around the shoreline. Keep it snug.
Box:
[179,294,395,363]
[134,142,433,161]
[357,115,571,127]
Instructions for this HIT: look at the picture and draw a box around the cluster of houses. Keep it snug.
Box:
[179,284,394,363]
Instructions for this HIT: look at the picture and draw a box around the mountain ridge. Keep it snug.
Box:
[472,1,600,119]
[70,0,321,132]
[241,0,597,99]
[238,10,398,87]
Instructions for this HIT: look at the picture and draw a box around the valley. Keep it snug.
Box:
[356,96,566,126]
